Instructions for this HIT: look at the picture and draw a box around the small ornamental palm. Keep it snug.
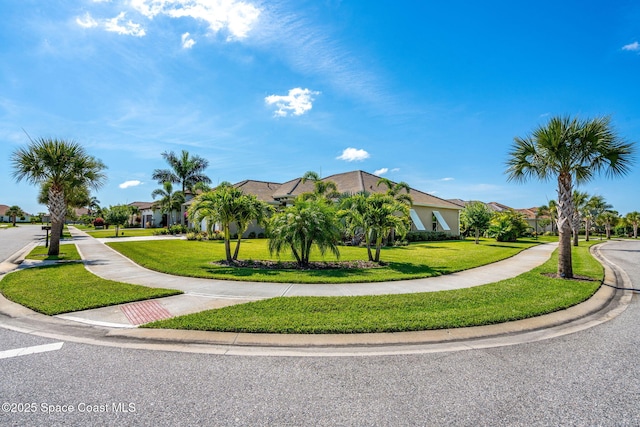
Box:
[152,181,185,227]
[6,205,24,226]
[268,198,341,267]
[11,138,106,256]
[506,115,635,278]
[625,211,640,239]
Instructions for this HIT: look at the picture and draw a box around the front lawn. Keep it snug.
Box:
[25,243,81,261]
[0,263,182,315]
[84,228,158,238]
[107,237,553,284]
[145,241,602,333]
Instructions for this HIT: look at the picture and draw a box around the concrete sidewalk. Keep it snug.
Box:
[0,228,633,355]
[39,226,559,328]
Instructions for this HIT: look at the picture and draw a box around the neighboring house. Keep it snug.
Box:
[0,204,32,223]
[188,171,462,237]
[447,199,553,234]
[128,201,164,228]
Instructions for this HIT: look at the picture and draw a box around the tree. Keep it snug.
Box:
[152,181,185,227]
[339,193,411,262]
[268,197,341,267]
[152,150,211,225]
[625,211,640,239]
[487,210,529,242]
[597,210,620,239]
[376,177,413,242]
[11,138,106,256]
[188,183,269,262]
[583,195,611,242]
[571,190,589,246]
[103,205,131,237]
[6,205,24,226]
[299,171,340,201]
[506,115,635,278]
[460,202,494,244]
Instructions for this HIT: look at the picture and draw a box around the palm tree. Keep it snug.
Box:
[571,190,589,246]
[376,177,413,243]
[339,193,374,260]
[6,205,24,227]
[87,196,101,216]
[506,115,634,278]
[152,150,211,225]
[188,183,269,262]
[299,171,340,201]
[152,181,185,227]
[11,138,106,255]
[625,211,640,239]
[232,194,271,260]
[584,195,611,241]
[597,210,620,239]
[268,197,341,267]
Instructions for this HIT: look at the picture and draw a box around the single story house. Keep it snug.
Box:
[187,170,462,237]
[0,204,32,223]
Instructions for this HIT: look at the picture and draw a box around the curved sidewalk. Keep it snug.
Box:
[0,229,633,356]
[42,227,561,327]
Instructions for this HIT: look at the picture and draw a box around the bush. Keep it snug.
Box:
[248,231,257,239]
[186,232,198,241]
[153,228,170,236]
[257,232,265,239]
[93,217,105,227]
[406,231,460,242]
[168,224,187,235]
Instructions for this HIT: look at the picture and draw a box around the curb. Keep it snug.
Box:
[0,240,634,356]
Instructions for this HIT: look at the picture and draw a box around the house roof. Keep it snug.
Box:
[272,170,462,209]
[129,201,155,210]
[233,180,282,203]
[0,205,8,215]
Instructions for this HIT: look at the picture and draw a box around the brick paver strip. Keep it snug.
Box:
[121,300,173,325]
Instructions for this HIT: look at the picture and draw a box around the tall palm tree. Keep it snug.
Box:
[583,195,611,241]
[571,190,589,246]
[152,150,211,225]
[625,211,640,239]
[6,205,24,227]
[11,138,106,255]
[506,115,634,278]
[152,181,185,227]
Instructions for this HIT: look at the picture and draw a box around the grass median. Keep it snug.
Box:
[107,237,554,284]
[0,263,182,315]
[144,241,603,333]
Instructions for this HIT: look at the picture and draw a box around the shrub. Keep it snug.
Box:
[257,232,265,239]
[93,217,105,227]
[406,231,459,242]
[248,231,257,239]
[168,224,187,235]
[153,228,170,236]
[186,232,198,241]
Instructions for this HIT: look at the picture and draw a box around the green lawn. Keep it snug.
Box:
[145,241,603,333]
[0,263,182,315]
[84,227,158,238]
[107,237,554,284]
[25,243,81,261]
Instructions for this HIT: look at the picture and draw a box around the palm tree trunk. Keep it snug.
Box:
[223,225,232,262]
[48,187,66,256]
[634,224,638,239]
[585,218,591,242]
[474,228,480,244]
[374,235,383,262]
[233,235,242,260]
[556,173,574,278]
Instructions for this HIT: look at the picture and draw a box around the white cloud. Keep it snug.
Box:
[119,180,142,189]
[622,41,640,51]
[131,0,260,40]
[337,147,370,162]
[373,168,388,176]
[76,12,98,28]
[391,168,400,172]
[181,32,196,49]
[440,177,454,181]
[265,88,320,117]
[105,12,146,37]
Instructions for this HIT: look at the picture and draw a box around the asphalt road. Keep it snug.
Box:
[0,224,45,262]
[0,240,638,426]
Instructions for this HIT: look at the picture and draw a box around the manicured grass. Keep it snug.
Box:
[0,263,182,315]
[107,237,554,284]
[145,241,603,333]
[25,243,81,261]
[85,228,158,238]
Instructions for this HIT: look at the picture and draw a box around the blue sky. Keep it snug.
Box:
[1,0,639,216]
